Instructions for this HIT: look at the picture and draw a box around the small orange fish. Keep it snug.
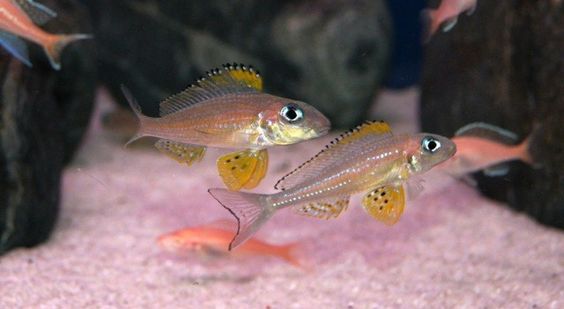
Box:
[123,63,330,191]
[437,122,532,177]
[422,0,477,41]
[0,0,91,69]
[209,121,456,250]
[157,224,302,267]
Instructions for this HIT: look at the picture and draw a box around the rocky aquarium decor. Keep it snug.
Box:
[421,1,563,228]
[79,0,391,128]
[0,0,96,254]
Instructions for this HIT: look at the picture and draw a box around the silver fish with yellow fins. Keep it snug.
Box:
[209,121,456,250]
[0,0,91,70]
[123,63,331,191]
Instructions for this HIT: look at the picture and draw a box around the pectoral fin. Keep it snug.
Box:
[217,149,268,191]
[362,185,405,225]
[154,139,206,166]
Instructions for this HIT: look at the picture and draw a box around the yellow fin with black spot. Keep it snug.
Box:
[362,185,405,225]
[217,149,269,191]
[155,139,206,166]
[292,196,350,220]
[219,63,263,90]
[275,121,392,191]
[159,63,262,116]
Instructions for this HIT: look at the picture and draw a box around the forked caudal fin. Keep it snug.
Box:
[121,85,150,147]
[44,34,92,70]
[208,189,274,251]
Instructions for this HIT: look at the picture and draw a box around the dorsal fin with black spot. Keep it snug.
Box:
[159,63,263,117]
[274,121,393,191]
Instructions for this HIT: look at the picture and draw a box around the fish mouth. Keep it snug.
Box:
[314,127,330,137]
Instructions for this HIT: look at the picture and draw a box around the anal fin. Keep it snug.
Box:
[293,196,350,220]
[362,185,405,225]
[154,139,206,166]
[217,149,268,191]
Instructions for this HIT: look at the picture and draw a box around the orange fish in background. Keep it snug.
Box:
[0,0,91,69]
[157,223,303,268]
[422,0,477,41]
[436,122,533,178]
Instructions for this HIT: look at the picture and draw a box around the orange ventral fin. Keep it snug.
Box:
[275,121,393,191]
[217,149,268,191]
[362,185,405,225]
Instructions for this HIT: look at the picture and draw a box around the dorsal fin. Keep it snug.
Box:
[455,122,518,145]
[159,63,263,116]
[14,0,57,25]
[274,121,393,191]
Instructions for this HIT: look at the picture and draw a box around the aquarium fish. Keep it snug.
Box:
[157,223,302,267]
[209,121,456,250]
[0,0,91,69]
[422,0,477,41]
[437,122,532,177]
[123,63,330,191]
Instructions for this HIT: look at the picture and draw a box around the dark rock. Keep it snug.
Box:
[421,1,563,228]
[79,0,391,128]
[0,0,96,254]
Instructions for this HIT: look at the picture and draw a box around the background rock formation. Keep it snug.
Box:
[0,0,96,254]
[79,0,391,128]
[421,0,563,228]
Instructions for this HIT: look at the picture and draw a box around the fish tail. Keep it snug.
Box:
[44,34,92,70]
[121,85,151,147]
[276,242,305,268]
[208,189,274,251]
[421,9,438,43]
[515,135,533,165]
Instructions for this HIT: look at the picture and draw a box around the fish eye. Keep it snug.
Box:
[280,103,304,124]
[422,136,441,153]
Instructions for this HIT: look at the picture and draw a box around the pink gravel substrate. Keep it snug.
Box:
[0,89,562,308]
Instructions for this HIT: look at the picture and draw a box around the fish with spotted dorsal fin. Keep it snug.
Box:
[208,121,456,250]
[0,0,91,69]
[122,63,330,191]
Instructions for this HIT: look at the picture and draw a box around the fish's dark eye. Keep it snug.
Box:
[280,103,304,124]
[422,136,441,153]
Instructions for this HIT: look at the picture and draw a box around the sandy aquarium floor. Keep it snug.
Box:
[1,89,563,308]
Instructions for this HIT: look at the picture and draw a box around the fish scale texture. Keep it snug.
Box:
[0,90,562,308]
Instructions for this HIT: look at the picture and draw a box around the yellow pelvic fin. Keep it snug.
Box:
[362,185,405,225]
[217,149,269,191]
[293,196,350,220]
[154,139,206,166]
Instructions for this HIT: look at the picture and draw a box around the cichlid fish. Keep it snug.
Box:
[157,223,302,267]
[436,122,532,178]
[209,121,456,250]
[422,0,477,41]
[123,63,330,191]
[0,0,91,69]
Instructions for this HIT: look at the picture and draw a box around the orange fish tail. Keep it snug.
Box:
[275,242,303,268]
[515,135,533,165]
[43,33,92,70]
